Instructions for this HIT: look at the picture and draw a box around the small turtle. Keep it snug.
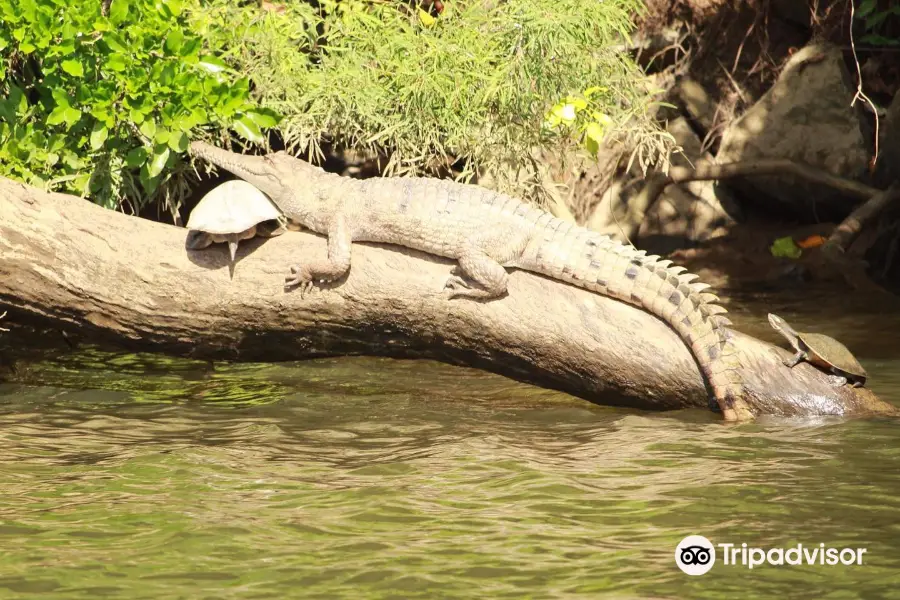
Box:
[186,180,286,262]
[767,313,867,387]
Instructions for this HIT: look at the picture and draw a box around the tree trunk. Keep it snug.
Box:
[0,177,894,419]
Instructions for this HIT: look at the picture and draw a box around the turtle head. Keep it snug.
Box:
[767,313,787,332]
[768,313,801,346]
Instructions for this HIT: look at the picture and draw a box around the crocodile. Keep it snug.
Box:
[189,141,752,421]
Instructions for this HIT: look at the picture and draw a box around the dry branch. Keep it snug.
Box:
[825,181,900,252]
[816,181,900,292]
[0,176,894,420]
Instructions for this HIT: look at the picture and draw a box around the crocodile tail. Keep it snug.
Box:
[521,220,751,420]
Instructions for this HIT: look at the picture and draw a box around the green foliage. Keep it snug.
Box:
[196,0,658,197]
[856,0,900,47]
[770,236,803,260]
[0,0,278,212]
[544,84,675,174]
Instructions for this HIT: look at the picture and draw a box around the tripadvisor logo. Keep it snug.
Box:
[675,536,868,574]
[675,535,715,575]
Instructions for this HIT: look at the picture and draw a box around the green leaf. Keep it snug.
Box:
[857,0,877,18]
[106,53,127,71]
[61,59,83,77]
[163,0,184,17]
[165,29,184,54]
[180,37,201,60]
[167,130,188,152]
[221,88,247,114]
[154,128,170,145]
[104,33,127,53]
[147,144,170,177]
[91,107,111,122]
[20,41,36,54]
[109,0,129,25]
[129,108,145,124]
[139,120,156,140]
[89,122,108,150]
[770,236,802,259]
[860,33,900,46]
[47,106,67,125]
[244,109,280,129]
[51,87,71,109]
[126,146,149,168]
[865,10,890,29]
[197,55,227,73]
[74,173,91,196]
[63,107,82,128]
[232,116,263,143]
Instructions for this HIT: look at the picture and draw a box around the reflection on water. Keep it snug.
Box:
[1,298,900,598]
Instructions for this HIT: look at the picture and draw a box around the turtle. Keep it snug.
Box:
[186,179,287,262]
[767,313,867,387]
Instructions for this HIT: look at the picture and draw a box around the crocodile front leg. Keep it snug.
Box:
[285,216,351,296]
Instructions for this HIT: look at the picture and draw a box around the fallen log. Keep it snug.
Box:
[0,177,894,419]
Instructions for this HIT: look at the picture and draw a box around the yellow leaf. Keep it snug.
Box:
[552,103,577,125]
[418,8,436,27]
[567,96,587,111]
[585,121,605,143]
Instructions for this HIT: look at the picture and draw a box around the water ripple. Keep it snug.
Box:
[0,341,899,597]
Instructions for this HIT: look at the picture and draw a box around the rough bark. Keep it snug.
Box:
[0,177,894,419]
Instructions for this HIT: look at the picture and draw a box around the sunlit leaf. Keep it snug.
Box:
[109,0,129,25]
[89,123,109,150]
[167,130,188,152]
[418,8,436,27]
[139,120,157,140]
[244,109,280,129]
[61,59,83,77]
[197,55,227,73]
[147,144,170,177]
[233,116,263,143]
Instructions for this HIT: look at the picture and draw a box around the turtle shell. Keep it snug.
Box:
[186,180,282,235]
[798,332,867,379]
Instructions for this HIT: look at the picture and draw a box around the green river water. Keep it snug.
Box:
[1,293,900,599]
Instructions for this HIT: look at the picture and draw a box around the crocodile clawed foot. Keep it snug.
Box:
[285,265,317,297]
[443,276,498,300]
[443,275,470,299]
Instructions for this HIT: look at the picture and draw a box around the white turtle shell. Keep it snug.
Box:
[186,180,282,234]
